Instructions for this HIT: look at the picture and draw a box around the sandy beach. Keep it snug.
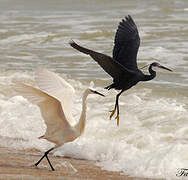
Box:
[0,146,159,180]
[0,0,187,179]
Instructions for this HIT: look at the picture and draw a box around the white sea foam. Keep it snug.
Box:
[0,71,187,179]
[0,32,54,45]
[0,0,187,179]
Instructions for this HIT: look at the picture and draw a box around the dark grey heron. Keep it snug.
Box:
[69,15,172,126]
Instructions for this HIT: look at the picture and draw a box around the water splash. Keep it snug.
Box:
[0,71,187,179]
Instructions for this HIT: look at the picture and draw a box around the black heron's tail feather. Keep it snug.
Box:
[69,40,96,55]
[105,84,116,90]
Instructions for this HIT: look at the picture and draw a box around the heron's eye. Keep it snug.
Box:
[152,62,160,67]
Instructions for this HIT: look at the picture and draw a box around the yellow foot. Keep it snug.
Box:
[109,109,116,120]
[115,114,120,127]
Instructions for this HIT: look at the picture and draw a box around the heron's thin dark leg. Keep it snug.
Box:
[109,102,117,120]
[115,90,124,126]
[35,154,46,166]
[109,90,124,124]
[35,147,55,171]
[45,152,55,171]
[109,93,120,120]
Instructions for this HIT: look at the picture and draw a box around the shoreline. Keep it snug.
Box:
[0,146,160,180]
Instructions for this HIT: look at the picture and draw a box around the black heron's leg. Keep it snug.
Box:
[35,147,55,171]
[109,90,124,126]
[109,102,117,120]
[115,90,124,126]
[115,95,120,126]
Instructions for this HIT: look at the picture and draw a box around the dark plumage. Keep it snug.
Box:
[69,15,172,126]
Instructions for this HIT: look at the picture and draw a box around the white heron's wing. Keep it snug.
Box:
[12,79,46,104]
[35,68,76,126]
[12,79,71,142]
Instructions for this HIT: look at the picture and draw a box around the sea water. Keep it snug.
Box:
[0,0,187,179]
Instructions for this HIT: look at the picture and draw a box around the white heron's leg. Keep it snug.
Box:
[35,144,63,171]
[45,149,55,171]
[45,144,63,171]
[35,147,54,171]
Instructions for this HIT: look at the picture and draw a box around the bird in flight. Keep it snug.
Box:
[69,15,172,126]
[12,68,104,171]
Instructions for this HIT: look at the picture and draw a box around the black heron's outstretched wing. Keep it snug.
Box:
[69,40,134,81]
[113,15,140,71]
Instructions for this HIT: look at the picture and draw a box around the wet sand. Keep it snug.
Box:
[0,146,160,180]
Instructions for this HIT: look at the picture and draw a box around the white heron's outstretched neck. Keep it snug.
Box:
[12,68,104,171]
[75,89,90,135]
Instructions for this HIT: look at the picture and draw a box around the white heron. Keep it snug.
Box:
[12,68,104,171]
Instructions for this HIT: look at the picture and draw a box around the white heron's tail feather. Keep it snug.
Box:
[12,78,48,105]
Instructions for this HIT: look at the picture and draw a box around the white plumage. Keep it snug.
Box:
[12,68,104,171]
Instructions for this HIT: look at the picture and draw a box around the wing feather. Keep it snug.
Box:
[12,78,46,104]
[69,40,134,81]
[12,79,70,142]
[35,68,76,125]
[113,15,140,70]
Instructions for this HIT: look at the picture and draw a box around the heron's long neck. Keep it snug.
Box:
[142,65,156,81]
[75,91,88,136]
